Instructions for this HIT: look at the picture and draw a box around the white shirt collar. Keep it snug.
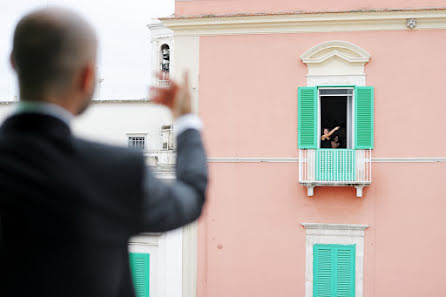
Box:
[16,101,74,127]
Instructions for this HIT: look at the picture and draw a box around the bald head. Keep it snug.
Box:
[11,8,97,111]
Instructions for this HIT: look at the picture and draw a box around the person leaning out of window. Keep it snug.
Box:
[321,126,340,148]
[331,135,340,149]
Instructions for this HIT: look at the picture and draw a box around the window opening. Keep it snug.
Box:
[161,125,174,150]
[319,88,354,149]
[160,44,170,73]
[128,137,146,151]
[159,44,170,87]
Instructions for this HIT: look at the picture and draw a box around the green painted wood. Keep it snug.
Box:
[316,149,356,181]
[314,244,355,297]
[336,247,356,297]
[298,87,318,149]
[130,253,150,297]
[355,86,374,149]
[314,245,332,297]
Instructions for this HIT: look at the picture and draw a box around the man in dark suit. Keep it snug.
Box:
[0,7,208,297]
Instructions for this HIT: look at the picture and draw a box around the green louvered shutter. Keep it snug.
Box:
[314,244,355,297]
[336,246,355,297]
[355,86,374,149]
[298,87,318,149]
[314,245,332,297]
[130,253,150,297]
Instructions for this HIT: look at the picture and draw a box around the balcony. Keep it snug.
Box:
[299,149,371,197]
[158,79,170,87]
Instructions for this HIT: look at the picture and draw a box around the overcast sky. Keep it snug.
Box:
[0,0,174,100]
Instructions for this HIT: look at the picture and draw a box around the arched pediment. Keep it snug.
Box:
[301,40,370,64]
[300,41,371,86]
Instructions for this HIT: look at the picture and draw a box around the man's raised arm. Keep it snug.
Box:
[139,73,208,232]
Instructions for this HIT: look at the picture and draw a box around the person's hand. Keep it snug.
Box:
[334,126,340,131]
[150,72,192,119]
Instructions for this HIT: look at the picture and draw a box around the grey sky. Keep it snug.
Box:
[0,0,174,100]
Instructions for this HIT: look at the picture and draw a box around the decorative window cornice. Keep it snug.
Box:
[300,41,370,64]
[301,40,370,86]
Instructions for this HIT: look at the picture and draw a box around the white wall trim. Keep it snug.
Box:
[162,8,446,36]
[207,157,446,163]
[173,34,200,297]
[182,222,198,297]
[302,223,369,232]
[306,75,366,88]
[302,223,369,297]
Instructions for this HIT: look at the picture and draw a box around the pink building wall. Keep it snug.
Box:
[171,2,446,297]
[194,31,446,297]
[176,0,446,17]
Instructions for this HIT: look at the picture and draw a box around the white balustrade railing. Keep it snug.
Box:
[299,149,371,184]
[158,80,170,87]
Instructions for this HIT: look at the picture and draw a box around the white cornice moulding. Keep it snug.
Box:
[206,157,446,163]
[161,8,446,36]
[302,223,369,231]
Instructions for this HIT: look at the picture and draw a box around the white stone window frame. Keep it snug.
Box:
[302,223,368,297]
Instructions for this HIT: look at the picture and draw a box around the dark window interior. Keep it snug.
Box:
[321,96,347,148]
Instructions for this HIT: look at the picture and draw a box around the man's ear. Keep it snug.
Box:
[10,53,16,71]
[79,63,95,92]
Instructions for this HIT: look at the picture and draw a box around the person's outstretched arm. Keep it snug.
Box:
[321,126,340,140]
[139,73,208,232]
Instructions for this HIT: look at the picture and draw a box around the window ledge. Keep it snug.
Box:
[302,223,369,233]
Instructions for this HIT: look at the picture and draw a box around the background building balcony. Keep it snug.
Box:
[299,149,371,197]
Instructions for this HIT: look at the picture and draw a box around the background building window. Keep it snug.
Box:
[128,136,146,151]
[160,44,170,73]
[161,125,174,150]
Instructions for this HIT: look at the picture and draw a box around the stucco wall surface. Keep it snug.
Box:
[198,162,446,297]
[176,0,446,17]
[199,30,446,158]
[197,29,446,297]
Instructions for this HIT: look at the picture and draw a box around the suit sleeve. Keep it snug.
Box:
[139,129,208,232]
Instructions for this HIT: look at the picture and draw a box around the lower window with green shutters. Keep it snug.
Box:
[130,252,150,297]
[313,244,355,297]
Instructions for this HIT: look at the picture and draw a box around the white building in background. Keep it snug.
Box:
[0,20,195,297]
[149,19,174,87]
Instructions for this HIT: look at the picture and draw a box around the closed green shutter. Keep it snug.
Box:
[314,244,355,297]
[298,87,318,149]
[355,86,374,149]
[130,253,150,297]
[314,245,332,297]
[336,247,355,297]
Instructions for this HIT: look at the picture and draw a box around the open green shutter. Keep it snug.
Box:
[355,86,374,149]
[314,244,355,297]
[130,253,150,297]
[298,87,318,149]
